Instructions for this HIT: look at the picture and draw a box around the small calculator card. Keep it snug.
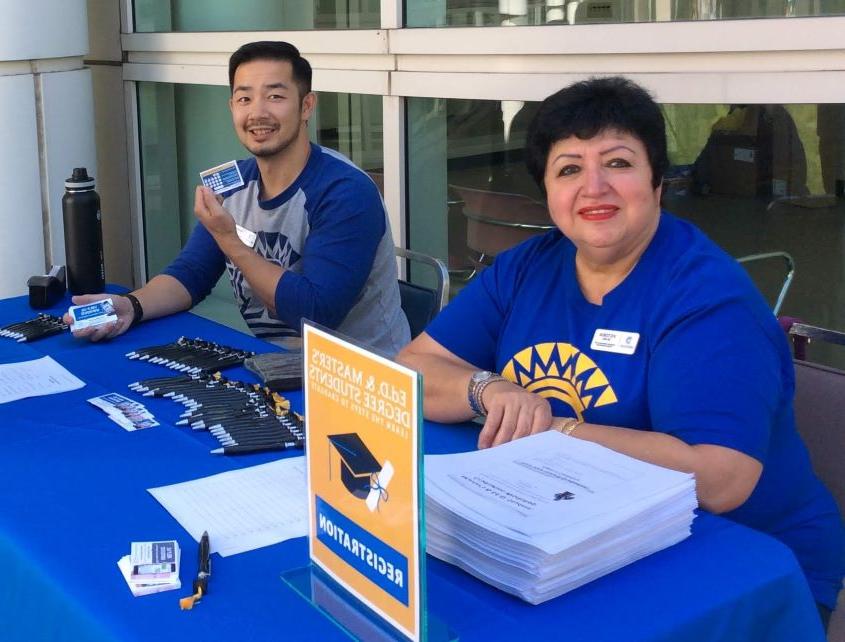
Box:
[68,298,117,332]
[200,160,244,195]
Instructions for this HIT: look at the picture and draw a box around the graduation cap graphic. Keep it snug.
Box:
[328,432,383,500]
[327,433,395,511]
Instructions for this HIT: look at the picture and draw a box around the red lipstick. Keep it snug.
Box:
[578,205,618,221]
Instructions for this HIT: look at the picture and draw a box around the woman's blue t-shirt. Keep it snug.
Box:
[427,212,845,608]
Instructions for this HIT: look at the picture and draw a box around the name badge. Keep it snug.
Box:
[591,328,640,355]
[236,224,257,248]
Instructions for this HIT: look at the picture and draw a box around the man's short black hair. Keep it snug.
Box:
[525,76,668,192]
[228,41,312,99]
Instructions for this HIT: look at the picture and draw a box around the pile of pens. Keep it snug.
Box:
[128,372,305,455]
[126,337,255,374]
[0,314,67,342]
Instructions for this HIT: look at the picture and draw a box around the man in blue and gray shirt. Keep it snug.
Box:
[68,41,409,356]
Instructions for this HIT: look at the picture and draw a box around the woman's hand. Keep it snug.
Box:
[477,380,553,448]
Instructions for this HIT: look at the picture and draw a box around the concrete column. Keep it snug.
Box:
[87,0,134,289]
[0,0,97,297]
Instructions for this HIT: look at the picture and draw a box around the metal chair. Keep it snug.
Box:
[449,184,553,272]
[366,171,384,196]
[767,194,839,212]
[788,323,845,362]
[786,322,845,640]
[788,322,845,517]
[395,247,449,339]
[831,591,845,642]
[736,251,795,316]
[790,356,845,520]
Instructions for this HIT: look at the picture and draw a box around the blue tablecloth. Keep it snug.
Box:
[0,293,825,641]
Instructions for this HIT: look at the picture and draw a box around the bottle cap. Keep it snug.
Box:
[65,167,95,189]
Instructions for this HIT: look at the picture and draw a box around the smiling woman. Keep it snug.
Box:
[525,77,667,302]
[397,76,845,617]
[542,130,661,303]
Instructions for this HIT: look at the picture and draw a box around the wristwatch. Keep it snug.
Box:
[124,293,144,328]
[468,370,506,416]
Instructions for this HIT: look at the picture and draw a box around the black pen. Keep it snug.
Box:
[180,531,211,610]
[210,442,301,455]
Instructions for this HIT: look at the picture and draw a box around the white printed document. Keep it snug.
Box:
[148,457,308,556]
[427,430,694,543]
[425,431,697,604]
[0,356,84,404]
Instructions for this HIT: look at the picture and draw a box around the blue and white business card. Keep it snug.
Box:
[68,298,117,332]
[200,160,244,195]
[88,392,159,431]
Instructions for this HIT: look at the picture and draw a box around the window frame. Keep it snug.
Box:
[120,14,845,283]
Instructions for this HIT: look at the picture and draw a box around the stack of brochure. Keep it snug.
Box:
[117,540,181,597]
[424,431,697,604]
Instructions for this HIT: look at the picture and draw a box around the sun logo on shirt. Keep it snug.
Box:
[501,342,617,420]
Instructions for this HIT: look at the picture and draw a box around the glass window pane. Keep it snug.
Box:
[133,0,380,32]
[407,96,845,367]
[405,0,845,27]
[137,81,383,329]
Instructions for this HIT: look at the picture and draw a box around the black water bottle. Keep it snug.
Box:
[62,167,105,294]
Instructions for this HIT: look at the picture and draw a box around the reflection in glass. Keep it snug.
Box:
[405,0,845,27]
[674,0,845,20]
[407,96,845,366]
[133,0,380,32]
[137,82,383,328]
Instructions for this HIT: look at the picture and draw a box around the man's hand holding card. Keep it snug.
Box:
[196,161,256,250]
[194,184,238,240]
[64,296,133,342]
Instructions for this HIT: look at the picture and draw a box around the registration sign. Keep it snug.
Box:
[303,322,424,641]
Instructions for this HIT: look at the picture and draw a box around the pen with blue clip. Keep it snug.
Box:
[180,531,211,610]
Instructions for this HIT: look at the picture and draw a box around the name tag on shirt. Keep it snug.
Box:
[591,329,640,355]
[236,224,257,248]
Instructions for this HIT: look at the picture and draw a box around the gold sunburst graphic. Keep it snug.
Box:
[501,342,617,420]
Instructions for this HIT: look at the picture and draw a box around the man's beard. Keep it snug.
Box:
[243,117,301,158]
[248,130,297,158]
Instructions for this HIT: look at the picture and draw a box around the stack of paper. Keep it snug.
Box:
[117,540,181,597]
[425,431,697,604]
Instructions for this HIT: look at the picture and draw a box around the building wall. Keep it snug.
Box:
[0,0,97,297]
